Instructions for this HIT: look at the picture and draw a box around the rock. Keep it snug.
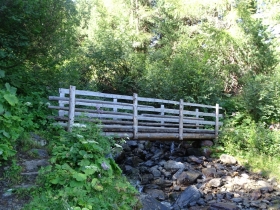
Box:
[209,202,239,210]
[126,140,138,148]
[141,174,154,185]
[177,170,202,185]
[29,149,48,158]
[207,178,222,187]
[172,168,184,180]
[202,168,217,178]
[220,154,237,165]
[143,160,155,167]
[163,160,185,172]
[173,185,201,210]
[251,189,262,200]
[124,165,133,174]
[23,159,49,172]
[144,189,166,201]
[150,167,161,178]
[231,197,243,203]
[152,178,173,188]
[258,180,273,192]
[139,194,171,210]
[188,156,203,164]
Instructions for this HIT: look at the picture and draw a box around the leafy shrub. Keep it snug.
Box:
[0,81,22,163]
[241,72,280,123]
[219,112,280,157]
[25,123,139,210]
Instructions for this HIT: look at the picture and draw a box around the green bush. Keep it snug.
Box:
[24,123,139,210]
[219,112,280,157]
[0,81,22,163]
[241,72,280,123]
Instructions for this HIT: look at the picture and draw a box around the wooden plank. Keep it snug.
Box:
[138,115,222,126]
[49,116,205,128]
[67,86,76,132]
[215,103,219,139]
[59,88,134,100]
[99,125,214,133]
[141,114,204,120]
[101,132,216,140]
[138,96,223,109]
[133,93,138,139]
[179,99,183,140]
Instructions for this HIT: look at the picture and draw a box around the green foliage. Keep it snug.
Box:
[25,123,139,209]
[241,72,280,123]
[0,82,22,162]
[218,113,280,156]
[4,159,23,185]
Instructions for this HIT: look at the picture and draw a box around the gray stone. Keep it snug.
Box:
[152,178,173,188]
[140,194,171,210]
[141,174,154,185]
[202,167,217,178]
[207,178,222,187]
[209,202,239,210]
[172,168,184,180]
[258,180,273,192]
[173,185,201,210]
[124,165,133,174]
[29,149,48,158]
[23,159,49,172]
[145,189,166,201]
[188,156,203,164]
[177,170,202,185]
[150,167,161,178]
[231,197,243,203]
[143,160,155,167]
[163,160,185,172]
[220,154,237,165]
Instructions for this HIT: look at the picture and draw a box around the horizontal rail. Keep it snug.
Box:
[58,88,222,109]
[50,85,223,140]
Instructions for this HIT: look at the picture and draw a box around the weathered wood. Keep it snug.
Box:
[49,96,223,117]
[49,86,223,140]
[48,116,205,128]
[133,93,138,139]
[215,103,219,139]
[101,132,216,140]
[67,86,76,132]
[99,125,215,134]
[179,99,184,140]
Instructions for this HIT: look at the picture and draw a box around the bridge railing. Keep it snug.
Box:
[49,85,223,141]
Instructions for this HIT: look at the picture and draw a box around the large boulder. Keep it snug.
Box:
[173,185,201,210]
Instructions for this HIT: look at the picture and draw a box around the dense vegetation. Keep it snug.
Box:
[1,0,280,209]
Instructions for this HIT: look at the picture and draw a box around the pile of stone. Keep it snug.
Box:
[115,140,280,210]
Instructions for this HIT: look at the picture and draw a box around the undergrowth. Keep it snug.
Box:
[216,112,280,180]
[23,123,140,210]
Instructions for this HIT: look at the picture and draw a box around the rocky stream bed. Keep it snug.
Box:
[115,140,280,210]
[1,138,280,210]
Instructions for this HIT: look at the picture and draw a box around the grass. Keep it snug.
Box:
[235,152,280,180]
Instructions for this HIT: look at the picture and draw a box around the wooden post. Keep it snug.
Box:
[215,103,219,139]
[160,104,165,126]
[113,98,117,120]
[133,93,138,139]
[59,88,65,117]
[179,99,184,140]
[195,108,199,129]
[67,86,76,132]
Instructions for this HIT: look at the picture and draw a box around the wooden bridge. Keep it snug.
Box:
[49,86,223,141]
